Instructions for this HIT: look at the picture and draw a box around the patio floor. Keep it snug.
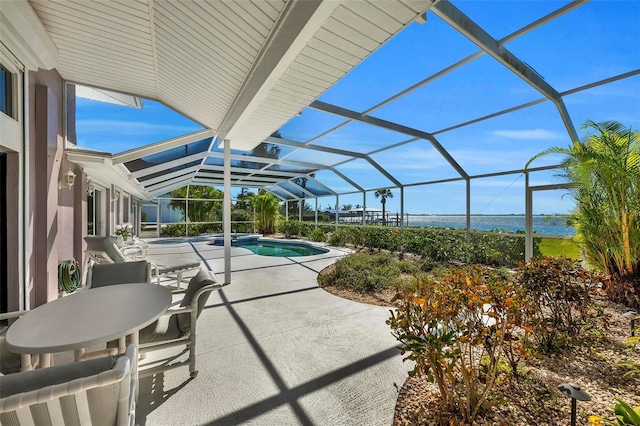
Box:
[135,238,409,425]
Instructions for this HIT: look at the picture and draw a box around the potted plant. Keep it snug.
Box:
[115,223,133,242]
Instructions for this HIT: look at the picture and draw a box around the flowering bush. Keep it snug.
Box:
[516,256,602,354]
[387,265,523,423]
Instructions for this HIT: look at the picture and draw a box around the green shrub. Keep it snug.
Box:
[326,229,350,247]
[516,256,602,354]
[318,252,416,293]
[387,265,520,423]
[404,228,471,263]
[161,223,224,237]
[470,230,541,266]
[231,209,255,233]
[310,228,326,242]
[278,220,312,238]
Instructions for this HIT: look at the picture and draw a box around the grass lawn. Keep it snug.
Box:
[538,237,581,259]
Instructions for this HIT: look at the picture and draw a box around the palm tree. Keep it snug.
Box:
[527,120,639,277]
[374,188,393,225]
[249,191,280,234]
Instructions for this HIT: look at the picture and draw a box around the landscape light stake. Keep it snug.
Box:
[558,383,591,426]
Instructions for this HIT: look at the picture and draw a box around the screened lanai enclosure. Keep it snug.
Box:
[68,0,639,263]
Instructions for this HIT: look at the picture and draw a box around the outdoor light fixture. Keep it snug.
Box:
[87,181,95,195]
[58,169,76,189]
[112,191,120,201]
[558,383,591,426]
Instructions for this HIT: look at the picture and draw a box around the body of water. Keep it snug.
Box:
[407,215,575,236]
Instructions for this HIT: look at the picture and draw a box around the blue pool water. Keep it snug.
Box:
[235,240,329,257]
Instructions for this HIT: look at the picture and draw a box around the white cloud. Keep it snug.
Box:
[77,119,200,135]
[491,129,563,140]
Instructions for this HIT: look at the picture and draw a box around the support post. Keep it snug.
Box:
[362,191,366,226]
[314,198,318,228]
[299,198,302,221]
[156,202,161,238]
[525,171,533,262]
[185,185,189,237]
[400,186,404,231]
[466,178,471,242]
[223,139,231,285]
[335,195,339,231]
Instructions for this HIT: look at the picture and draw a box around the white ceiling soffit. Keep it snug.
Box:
[27,0,433,155]
[0,0,58,70]
[75,84,143,109]
[66,150,151,200]
[225,0,434,150]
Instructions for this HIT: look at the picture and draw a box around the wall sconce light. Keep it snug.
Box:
[87,181,95,195]
[59,169,76,189]
[112,191,120,201]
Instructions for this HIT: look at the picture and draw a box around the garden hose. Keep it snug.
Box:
[58,259,82,293]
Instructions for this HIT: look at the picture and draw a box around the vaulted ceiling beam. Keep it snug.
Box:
[431,0,578,141]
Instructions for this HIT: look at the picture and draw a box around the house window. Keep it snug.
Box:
[0,65,14,118]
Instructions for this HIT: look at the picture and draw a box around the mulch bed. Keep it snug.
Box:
[317,265,640,426]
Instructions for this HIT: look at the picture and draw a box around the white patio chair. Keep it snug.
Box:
[74,261,153,362]
[135,268,220,379]
[86,260,152,289]
[0,345,137,426]
[84,236,201,288]
[112,235,148,260]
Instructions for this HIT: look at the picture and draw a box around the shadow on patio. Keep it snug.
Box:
[135,239,407,425]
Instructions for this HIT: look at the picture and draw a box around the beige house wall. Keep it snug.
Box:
[28,69,74,308]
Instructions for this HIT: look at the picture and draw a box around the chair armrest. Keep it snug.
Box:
[77,348,119,361]
[190,284,218,310]
[160,306,193,316]
[0,311,28,321]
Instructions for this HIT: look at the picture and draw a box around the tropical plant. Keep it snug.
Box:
[374,188,393,225]
[516,256,601,354]
[169,185,223,222]
[526,120,640,279]
[387,266,519,423]
[250,191,280,234]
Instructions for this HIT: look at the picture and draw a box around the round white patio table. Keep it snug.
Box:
[6,283,171,370]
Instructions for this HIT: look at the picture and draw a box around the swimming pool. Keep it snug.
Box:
[235,239,329,257]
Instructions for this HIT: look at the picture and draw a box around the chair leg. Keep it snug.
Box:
[189,333,197,378]
[74,348,85,362]
[20,354,33,371]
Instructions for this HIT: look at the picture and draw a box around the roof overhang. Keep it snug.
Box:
[27,0,434,151]
[0,0,58,70]
[19,0,439,197]
[66,149,152,200]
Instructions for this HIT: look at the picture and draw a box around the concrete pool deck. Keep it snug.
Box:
[135,238,410,425]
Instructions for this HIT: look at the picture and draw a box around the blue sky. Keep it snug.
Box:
[76,0,640,215]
